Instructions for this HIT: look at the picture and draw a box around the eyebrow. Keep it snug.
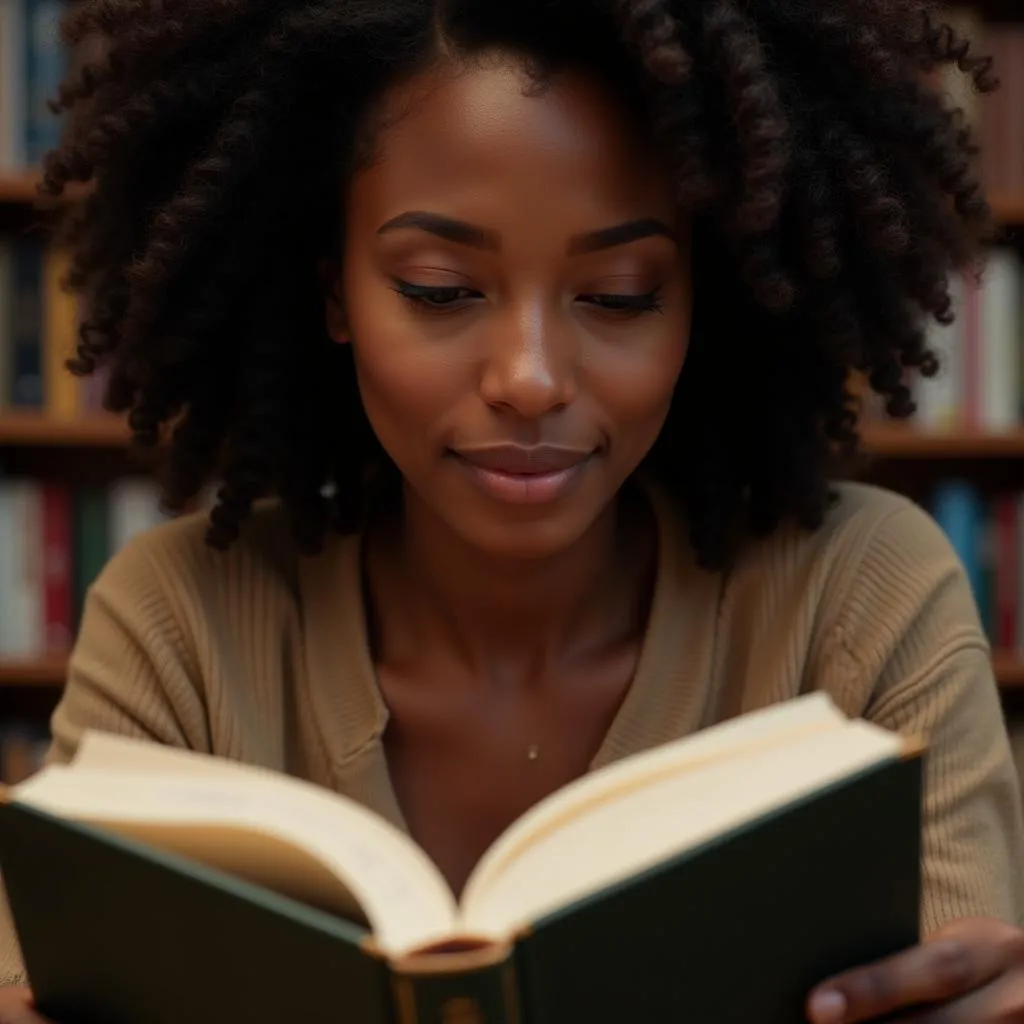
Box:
[377,212,499,250]
[376,211,677,254]
[569,218,676,256]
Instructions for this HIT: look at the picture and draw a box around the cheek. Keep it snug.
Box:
[588,317,690,442]
[351,336,457,443]
[344,271,467,455]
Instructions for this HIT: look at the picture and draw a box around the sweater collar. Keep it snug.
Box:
[297,476,723,828]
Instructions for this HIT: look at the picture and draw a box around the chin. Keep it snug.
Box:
[448,507,605,562]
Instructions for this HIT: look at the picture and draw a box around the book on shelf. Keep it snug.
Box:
[0,239,107,419]
[979,21,1024,201]
[0,477,170,660]
[0,0,67,173]
[0,693,923,1024]
[914,247,1021,434]
[930,481,1024,653]
[856,244,1023,436]
[937,10,1024,201]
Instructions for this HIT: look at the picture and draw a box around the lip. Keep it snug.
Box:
[450,445,595,506]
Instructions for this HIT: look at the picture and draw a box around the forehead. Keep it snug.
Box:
[352,55,674,223]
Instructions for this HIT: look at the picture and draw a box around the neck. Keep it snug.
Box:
[367,485,654,684]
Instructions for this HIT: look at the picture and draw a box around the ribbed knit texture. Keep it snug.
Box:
[1,481,1021,987]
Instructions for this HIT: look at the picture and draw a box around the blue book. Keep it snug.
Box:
[24,0,66,164]
[9,240,42,408]
[931,480,988,631]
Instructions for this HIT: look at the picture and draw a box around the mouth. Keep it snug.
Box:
[448,445,596,506]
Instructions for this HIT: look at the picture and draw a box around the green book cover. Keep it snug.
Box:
[0,695,922,1024]
[72,487,109,627]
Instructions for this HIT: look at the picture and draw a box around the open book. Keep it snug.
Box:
[0,693,924,1024]
[6,692,914,954]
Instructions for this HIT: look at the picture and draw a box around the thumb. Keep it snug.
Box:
[0,987,51,1024]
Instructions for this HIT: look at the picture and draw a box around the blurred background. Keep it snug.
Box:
[0,1,1021,814]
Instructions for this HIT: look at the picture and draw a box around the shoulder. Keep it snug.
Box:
[733,481,974,628]
[91,499,306,622]
[754,481,983,667]
[750,481,962,586]
[800,481,980,650]
[57,500,338,759]
[666,480,986,714]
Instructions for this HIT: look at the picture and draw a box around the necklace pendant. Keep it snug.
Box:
[527,744,540,761]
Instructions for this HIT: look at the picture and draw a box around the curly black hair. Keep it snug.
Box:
[40,0,997,567]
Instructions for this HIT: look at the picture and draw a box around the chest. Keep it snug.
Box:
[378,644,640,897]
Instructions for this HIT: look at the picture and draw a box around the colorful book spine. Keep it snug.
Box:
[0,478,172,660]
[9,240,43,408]
[24,0,65,164]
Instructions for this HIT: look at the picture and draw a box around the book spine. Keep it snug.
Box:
[40,481,71,654]
[0,241,13,412]
[979,248,1021,432]
[9,479,43,656]
[0,480,16,655]
[72,485,109,626]
[10,241,42,408]
[0,0,27,173]
[43,247,80,420]
[391,955,521,1024]
[961,269,981,429]
[24,0,64,165]
[917,271,964,430]
[994,495,1020,650]
[1017,492,1024,653]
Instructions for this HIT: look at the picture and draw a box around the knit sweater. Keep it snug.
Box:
[1,480,1022,987]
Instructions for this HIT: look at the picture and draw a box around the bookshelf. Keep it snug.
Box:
[0,173,40,204]
[0,658,68,688]
[860,425,1024,458]
[992,193,1024,226]
[0,411,127,447]
[994,652,1024,689]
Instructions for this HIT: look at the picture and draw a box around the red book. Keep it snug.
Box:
[41,483,73,655]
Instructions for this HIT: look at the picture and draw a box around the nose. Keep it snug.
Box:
[479,302,576,418]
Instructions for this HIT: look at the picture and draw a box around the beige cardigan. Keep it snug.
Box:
[1,480,1022,986]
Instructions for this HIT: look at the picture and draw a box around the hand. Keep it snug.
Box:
[0,988,52,1023]
[807,917,1024,1022]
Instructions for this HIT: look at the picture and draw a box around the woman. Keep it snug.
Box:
[1,0,1022,1020]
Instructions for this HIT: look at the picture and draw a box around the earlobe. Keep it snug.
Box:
[320,259,351,345]
[325,288,351,345]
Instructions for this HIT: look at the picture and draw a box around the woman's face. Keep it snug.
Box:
[336,53,692,558]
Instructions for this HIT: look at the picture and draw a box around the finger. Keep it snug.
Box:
[807,919,1021,1024]
[888,967,1024,1023]
[0,989,50,1024]
[0,1009,50,1024]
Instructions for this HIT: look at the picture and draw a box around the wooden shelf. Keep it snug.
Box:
[994,652,1024,689]
[0,658,66,688]
[0,172,84,206]
[0,412,129,447]
[0,172,43,204]
[860,424,1024,458]
[991,192,1024,227]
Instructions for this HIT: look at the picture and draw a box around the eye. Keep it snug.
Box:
[578,290,665,317]
[392,280,483,309]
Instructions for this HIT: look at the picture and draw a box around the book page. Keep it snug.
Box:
[71,732,277,777]
[463,692,846,905]
[461,721,902,936]
[13,757,462,957]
